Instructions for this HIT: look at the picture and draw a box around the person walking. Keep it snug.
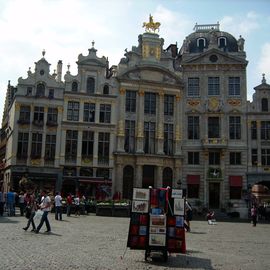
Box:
[23,193,37,232]
[0,189,4,216]
[35,190,51,234]
[74,194,80,216]
[18,192,25,216]
[66,193,73,217]
[251,205,258,227]
[54,192,62,221]
[6,190,16,216]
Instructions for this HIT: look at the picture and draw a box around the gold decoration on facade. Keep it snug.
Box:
[208,97,219,111]
[188,100,200,106]
[156,47,161,60]
[142,14,161,33]
[157,123,163,139]
[137,122,144,138]
[15,103,20,111]
[257,120,261,128]
[176,94,181,102]
[31,159,41,166]
[82,158,91,164]
[117,120,125,136]
[228,99,241,106]
[119,88,126,95]
[175,125,181,140]
[57,106,63,113]
[142,44,149,58]
[138,89,145,96]
[158,90,164,97]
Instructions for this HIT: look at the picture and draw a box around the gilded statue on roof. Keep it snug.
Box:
[143,14,160,33]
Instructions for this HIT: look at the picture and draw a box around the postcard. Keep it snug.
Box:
[174,199,185,215]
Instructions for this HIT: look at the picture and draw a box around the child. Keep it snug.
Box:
[206,210,217,225]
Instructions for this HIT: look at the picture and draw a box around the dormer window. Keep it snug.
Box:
[103,84,109,95]
[48,89,54,99]
[36,83,45,97]
[218,37,227,49]
[197,38,206,52]
[71,81,78,92]
[87,77,95,94]
[27,87,32,96]
[262,98,268,112]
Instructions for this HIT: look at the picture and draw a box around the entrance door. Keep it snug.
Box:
[142,165,155,188]
[209,182,220,209]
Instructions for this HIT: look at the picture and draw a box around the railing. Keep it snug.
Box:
[201,138,227,148]
[194,23,220,32]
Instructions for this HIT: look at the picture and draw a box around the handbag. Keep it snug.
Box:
[25,206,31,219]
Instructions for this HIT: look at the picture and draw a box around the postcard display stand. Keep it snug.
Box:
[127,187,186,261]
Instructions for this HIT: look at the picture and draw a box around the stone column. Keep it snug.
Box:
[257,120,261,167]
[77,130,82,164]
[135,164,143,187]
[93,132,98,167]
[156,166,163,188]
[116,88,126,152]
[114,163,123,195]
[136,89,145,153]
[174,94,182,155]
[157,90,164,154]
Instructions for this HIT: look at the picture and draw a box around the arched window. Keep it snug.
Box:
[262,98,268,112]
[122,165,134,200]
[87,77,95,94]
[36,83,45,97]
[72,81,78,92]
[218,37,227,48]
[197,38,206,52]
[103,84,109,95]
[162,167,173,188]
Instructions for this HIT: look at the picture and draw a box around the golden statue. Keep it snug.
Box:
[143,14,160,33]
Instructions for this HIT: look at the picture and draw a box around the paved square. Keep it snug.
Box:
[0,214,269,269]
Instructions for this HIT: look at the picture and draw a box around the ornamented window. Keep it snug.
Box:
[65,130,78,161]
[209,151,220,165]
[230,152,241,165]
[144,122,155,154]
[83,103,95,122]
[31,133,42,158]
[208,77,220,96]
[124,120,135,153]
[48,89,54,99]
[67,101,79,121]
[197,38,206,52]
[17,132,29,159]
[72,81,78,92]
[86,77,95,94]
[125,90,136,113]
[33,106,44,125]
[251,121,257,140]
[36,83,45,97]
[19,105,30,123]
[229,116,241,139]
[252,149,258,166]
[164,123,173,155]
[103,84,109,95]
[262,98,268,112]
[164,95,174,116]
[188,152,200,165]
[228,77,240,96]
[218,37,227,48]
[188,78,200,97]
[188,116,200,139]
[99,104,111,123]
[98,132,110,165]
[262,149,270,166]
[27,87,32,96]
[45,134,56,160]
[261,121,270,140]
[144,92,156,115]
[82,131,94,160]
[47,108,58,124]
[208,117,220,138]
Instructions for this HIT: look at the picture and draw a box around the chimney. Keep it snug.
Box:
[57,60,62,82]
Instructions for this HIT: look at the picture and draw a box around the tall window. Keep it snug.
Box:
[83,103,95,122]
[197,38,206,51]
[251,121,257,140]
[262,149,270,166]
[99,104,111,123]
[82,131,94,159]
[33,106,44,125]
[125,90,136,113]
[36,83,45,97]
[67,101,79,121]
[229,116,241,139]
[209,151,220,165]
[103,85,109,94]
[144,93,156,114]
[71,81,78,92]
[208,117,220,138]
[45,134,56,160]
[164,95,174,116]
[261,121,270,140]
[228,77,240,96]
[144,122,155,154]
[218,37,227,48]
[65,130,78,161]
[48,89,54,99]
[188,152,200,165]
[98,132,110,164]
[19,105,30,123]
[252,149,258,166]
[47,108,58,124]
[86,77,95,94]
[124,120,135,153]
[188,78,199,97]
[188,116,199,139]
[262,98,268,112]
[208,77,220,95]
[31,133,42,158]
[164,124,173,155]
[230,152,241,165]
[17,132,29,159]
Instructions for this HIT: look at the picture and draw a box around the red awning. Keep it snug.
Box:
[229,176,243,187]
[187,175,200,185]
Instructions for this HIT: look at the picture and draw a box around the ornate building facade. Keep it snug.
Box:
[1,18,269,215]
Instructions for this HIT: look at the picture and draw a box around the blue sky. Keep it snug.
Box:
[0,0,270,122]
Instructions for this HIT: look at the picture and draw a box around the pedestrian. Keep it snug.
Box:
[206,210,217,225]
[54,191,62,221]
[23,193,37,232]
[185,199,193,232]
[74,194,80,216]
[18,192,25,216]
[66,193,73,217]
[251,205,257,227]
[35,190,51,233]
[0,189,4,216]
[6,189,16,216]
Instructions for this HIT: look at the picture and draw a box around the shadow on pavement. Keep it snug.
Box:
[0,217,20,223]
[189,231,207,234]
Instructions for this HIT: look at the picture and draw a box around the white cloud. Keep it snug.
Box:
[257,43,270,81]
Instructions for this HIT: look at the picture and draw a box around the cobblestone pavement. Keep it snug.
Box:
[0,212,269,270]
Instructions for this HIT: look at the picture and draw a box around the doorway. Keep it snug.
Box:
[142,165,155,188]
[209,182,220,209]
